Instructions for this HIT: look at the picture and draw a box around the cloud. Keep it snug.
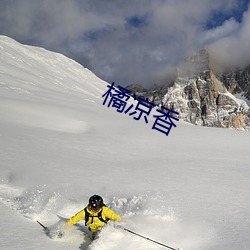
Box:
[209,4,250,69]
[0,0,249,87]
[200,18,240,45]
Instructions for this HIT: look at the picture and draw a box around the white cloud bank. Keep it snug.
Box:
[0,0,249,86]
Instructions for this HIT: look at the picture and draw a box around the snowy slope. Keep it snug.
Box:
[0,36,250,250]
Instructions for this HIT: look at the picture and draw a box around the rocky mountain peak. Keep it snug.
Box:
[126,49,250,130]
[177,48,210,78]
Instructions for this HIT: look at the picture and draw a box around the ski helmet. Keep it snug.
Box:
[89,195,104,210]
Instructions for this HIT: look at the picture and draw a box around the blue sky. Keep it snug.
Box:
[206,0,249,28]
[0,0,249,87]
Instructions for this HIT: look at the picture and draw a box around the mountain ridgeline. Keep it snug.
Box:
[126,49,250,130]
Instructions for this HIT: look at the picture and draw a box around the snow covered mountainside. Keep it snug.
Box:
[0,36,250,250]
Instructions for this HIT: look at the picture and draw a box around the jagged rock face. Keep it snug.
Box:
[217,66,250,100]
[162,49,250,129]
[127,49,250,130]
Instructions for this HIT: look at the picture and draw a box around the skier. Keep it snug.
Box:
[66,194,121,239]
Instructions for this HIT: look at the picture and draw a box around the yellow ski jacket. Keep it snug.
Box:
[67,206,121,233]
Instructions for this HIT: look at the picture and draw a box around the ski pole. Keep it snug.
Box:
[122,227,180,250]
[37,220,48,231]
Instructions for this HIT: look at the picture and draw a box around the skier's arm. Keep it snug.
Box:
[67,209,85,225]
[104,207,122,222]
